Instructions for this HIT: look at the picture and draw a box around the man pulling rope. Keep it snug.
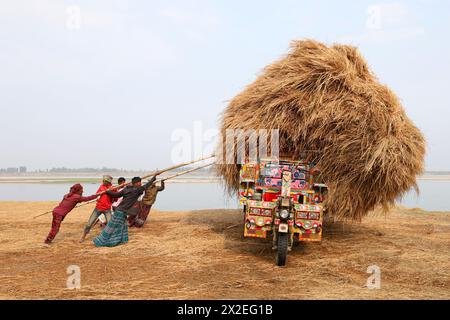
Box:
[92,176,156,247]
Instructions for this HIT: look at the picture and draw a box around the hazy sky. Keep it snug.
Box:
[0,0,449,171]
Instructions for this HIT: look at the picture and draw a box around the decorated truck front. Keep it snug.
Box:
[239,158,327,266]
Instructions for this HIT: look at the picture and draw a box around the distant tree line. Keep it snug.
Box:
[47,167,126,173]
[0,166,214,174]
[0,166,27,173]
[424,171,450,175]
[0,167,128,174]
[0,167,443,175]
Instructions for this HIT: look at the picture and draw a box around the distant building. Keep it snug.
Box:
[19,166,27,173]
[6,167,19,173]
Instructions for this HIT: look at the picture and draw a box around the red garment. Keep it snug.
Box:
[69,183,83,196]
[95,184,115,211]
[46,187,96,243]
[45,212,64,243]
[53,193,97,217]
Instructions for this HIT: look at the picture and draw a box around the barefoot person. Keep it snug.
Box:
[44,184,97,245]
[80,175,115,243]
[128,180,165,228]
[93,176,156,247]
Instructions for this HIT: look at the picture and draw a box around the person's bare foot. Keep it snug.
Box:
[42,243,50,248]
[80,232,88,243]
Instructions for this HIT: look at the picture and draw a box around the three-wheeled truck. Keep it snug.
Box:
[239,157,327,266]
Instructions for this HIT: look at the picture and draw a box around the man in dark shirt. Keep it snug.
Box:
[92,176,156,247]
[106,176,156,213]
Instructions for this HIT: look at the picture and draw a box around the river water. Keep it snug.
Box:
[0,180,448,212]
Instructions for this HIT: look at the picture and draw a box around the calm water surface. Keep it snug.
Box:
[0,180,448,212]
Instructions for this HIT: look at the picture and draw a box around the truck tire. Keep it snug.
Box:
[276,232,289,266]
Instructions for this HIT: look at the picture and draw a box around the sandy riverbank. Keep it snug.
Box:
[0,201,449,299]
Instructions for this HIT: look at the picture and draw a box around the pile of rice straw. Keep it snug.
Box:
[216,40,425,220]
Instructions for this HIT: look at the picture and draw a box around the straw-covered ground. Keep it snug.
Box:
[0,201,449,300]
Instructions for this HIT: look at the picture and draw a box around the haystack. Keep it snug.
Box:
[216,39,425,220]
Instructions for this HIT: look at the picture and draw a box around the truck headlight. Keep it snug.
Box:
[280,209,289,219]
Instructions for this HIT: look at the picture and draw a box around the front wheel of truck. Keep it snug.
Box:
[276,232,289,266]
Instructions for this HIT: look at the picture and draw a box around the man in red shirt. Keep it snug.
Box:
[80,175,116,243]
[44,184,97,245]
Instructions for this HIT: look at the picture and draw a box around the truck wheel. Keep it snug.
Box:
[276,232,289,266]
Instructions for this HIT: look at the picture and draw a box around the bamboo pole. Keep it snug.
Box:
[68,162,214,211]
[95,154,215,197]
[33,155,215,219]
[71,162,215,230]
[157,162,213,183]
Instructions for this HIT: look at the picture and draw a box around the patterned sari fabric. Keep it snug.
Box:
[93,210,129,247]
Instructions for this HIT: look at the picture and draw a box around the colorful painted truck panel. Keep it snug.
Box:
[240,158,327,243]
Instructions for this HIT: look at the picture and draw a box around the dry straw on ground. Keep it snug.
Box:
[216,39,425,220]
[1,202,449,299]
